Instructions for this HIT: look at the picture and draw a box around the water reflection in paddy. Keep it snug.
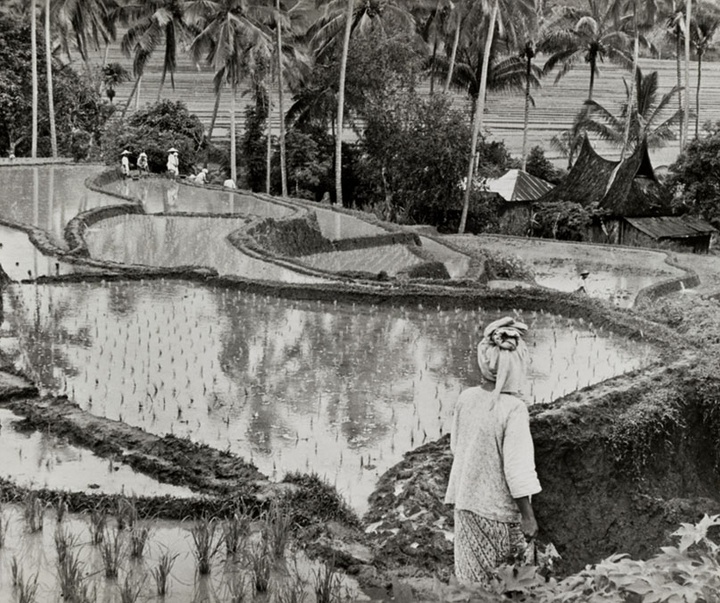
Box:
[3,280,656,512]
[105,177,293,218]
[0,165,122,248]
[0,408,193,498]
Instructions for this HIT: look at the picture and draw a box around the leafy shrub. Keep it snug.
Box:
[531,201,592,241]
[101,100,205,174]
[484,251,535,282]
[524,146,563,185]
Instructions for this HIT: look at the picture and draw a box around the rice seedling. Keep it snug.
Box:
[312,561,344,603]
[151,551,178,597]
[224,568,251,603]
[222,507,251,558]
[57,542,85,600]
[116,496,138,531]
[16,571,39,603]
[55,495,68,523]
[245,536,272,594]
[265,498,293,561]
[190,515,223,575]
[55,525,79,566]
[23,492,44,533]
[275,567,308,603]
[118,570,146,603]
[89,504,107,545]
[100,526,125,579]
[129,524,151,559]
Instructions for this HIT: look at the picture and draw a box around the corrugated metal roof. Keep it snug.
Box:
[625,215,717,239]
[485,169,555,202]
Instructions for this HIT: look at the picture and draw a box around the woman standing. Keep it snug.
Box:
[444,316,541,585]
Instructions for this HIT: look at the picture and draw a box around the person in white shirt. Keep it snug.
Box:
[445,316,541,585]
[166,149,179,177]
[223,178,236,189]
[137,151,149,177]
[121,150,130,178]
[195,168,208,185]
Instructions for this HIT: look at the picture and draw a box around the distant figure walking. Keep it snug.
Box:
[121,150,131,178]
[137,150,149,177]
[167,148,179,177]
[445,316,541,585]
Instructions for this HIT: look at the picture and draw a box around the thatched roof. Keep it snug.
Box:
[485,169,555,202]
[537,137,672,218]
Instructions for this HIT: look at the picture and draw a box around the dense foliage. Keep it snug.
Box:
[0,13,113,159]
[102,100,205,174]
[525,146,563,185]
[531,201,593,241]
[667,121,720,227]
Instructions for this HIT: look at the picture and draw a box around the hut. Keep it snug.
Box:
[536,137,716,252]
[484,169,554,235]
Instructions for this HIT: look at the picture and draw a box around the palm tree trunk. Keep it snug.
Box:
[676,30,683,149]
[276,0,287,198]
[157,67,167,102]
[122,76,141,119]
[31,0,38,158]
[520,53,532,171]
[136,75,142,110]
[695,52,702,139]
[459,0,498,234]
[45,0,57,158]
[443,20,461,94]
[335,0,355,207]
[684,0,692,145]
[202,86,222,150]
[620,4,639,163]
[430,39,437,95]
[266,112,272,195]
[588,58,595,101]
[230,87,237,185]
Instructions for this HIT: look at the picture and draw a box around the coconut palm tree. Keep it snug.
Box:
[188,0,272,183]
[541,0,634,102]
[414,0,453,94]
[458,0,535,234]
[310,0,417,205]
[119,0,193,109]
[51,0,118,68]
[581,68,683,151]
[690,7,720,138]
[102,62,131,102]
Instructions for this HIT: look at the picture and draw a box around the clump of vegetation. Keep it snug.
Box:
[0,504,10,548]
[266,498,294,561]
[531,201,592,241]
[483,250,536,282]
[312,561,345,603]
[222,506,251,558]
[56,539,86,600]
[129,524,151,559]
[282,472,360,529]
[15,570,39,603]
[89,504,107,545]
[118,570,145,603]
[246,536,273,594]
[102,100,205,174]
[151,551,178,597]
[100,527,125,579]
[190,515,223,575]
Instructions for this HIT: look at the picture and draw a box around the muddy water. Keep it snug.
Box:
[0,506,365,603]
[0,409,194,498]
[3,280,655,512]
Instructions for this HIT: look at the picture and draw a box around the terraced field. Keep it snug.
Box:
[88,40,720,168]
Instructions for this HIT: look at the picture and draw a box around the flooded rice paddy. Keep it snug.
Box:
[0,505,362,603]
[1,279,655,512]
[0,409,193,498]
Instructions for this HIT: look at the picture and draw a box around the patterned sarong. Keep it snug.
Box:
[454,509,525,585]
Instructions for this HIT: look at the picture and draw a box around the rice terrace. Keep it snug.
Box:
[2,0,720,601]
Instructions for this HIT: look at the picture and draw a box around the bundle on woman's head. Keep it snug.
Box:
[477,316,529,404]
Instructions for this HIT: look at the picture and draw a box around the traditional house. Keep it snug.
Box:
[536,137,716,253]
[484,169,555,235]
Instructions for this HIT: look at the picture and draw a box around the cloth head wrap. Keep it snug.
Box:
[477,316,529,401]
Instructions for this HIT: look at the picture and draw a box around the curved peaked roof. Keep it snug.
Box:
[537,137,672,217]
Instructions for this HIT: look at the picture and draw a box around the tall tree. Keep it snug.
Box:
[664,2,686,148]
[52,0,118,69]
[44,0,57,157]
[119,0,193,104]
[683,0,691,144]
[31,0,38,158]
[310,0,417,205]
[690,7,720,138]
[581,68,683,151]
[458,0,535,234]
[188,0,271,183]
[541,0,634,102]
